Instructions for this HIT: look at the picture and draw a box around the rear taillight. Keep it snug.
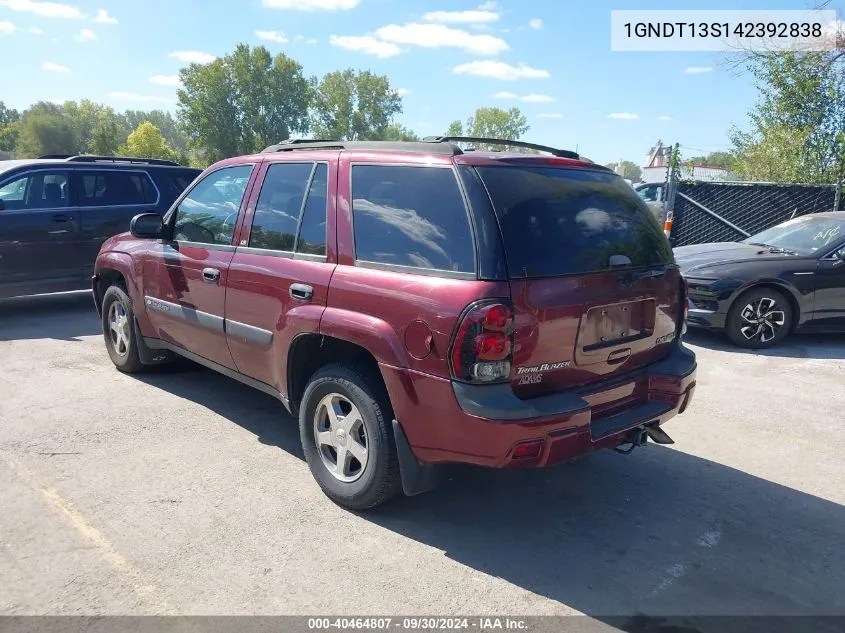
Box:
[450,300,515,383]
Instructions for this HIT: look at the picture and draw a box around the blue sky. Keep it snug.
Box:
[0,0,840,165]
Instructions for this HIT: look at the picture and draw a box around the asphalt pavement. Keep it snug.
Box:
[1,292,844,618]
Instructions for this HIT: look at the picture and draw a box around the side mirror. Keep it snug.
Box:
[130,213,165,239]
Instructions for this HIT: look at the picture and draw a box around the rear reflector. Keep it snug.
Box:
[511,440,544,460]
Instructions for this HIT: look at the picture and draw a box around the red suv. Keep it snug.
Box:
[93,137,697,510]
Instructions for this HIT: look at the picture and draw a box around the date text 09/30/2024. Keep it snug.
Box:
[307,617,529,631]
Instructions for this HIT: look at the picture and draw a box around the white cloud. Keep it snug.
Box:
[0,0,83,19]
[109,92,171,103]
[329,34,401,58]
[261,0,360,10]
[537,113,564,119]
[453,60,549,81]
[0,20,17,33]
[376,23,508,56]
[657,115,672,121]
[684,66,712,74]
[396,87,409,96]
[150,74,182,87]
[422,10,499,24]
[521,93,555,103]
[28,25,41,33]
[608,112,639,120]
[73,27,95,41]
[42,60,70,73]
[491,90,517,99]
[169,50,216,64]
[93,8,117,24]
[529,18,542,29]
[256,29,288,43]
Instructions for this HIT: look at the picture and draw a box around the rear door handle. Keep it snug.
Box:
[52,214,72,223]
[202,267,221,283]
[289,283,313,301]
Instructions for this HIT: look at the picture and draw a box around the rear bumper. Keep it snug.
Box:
[381,342,696,468]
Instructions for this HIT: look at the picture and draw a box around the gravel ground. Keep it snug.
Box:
[1,291,844,618]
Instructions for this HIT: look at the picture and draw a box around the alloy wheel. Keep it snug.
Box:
[313,393,369,483]
[108,301,130,357]
[738,297,786,344]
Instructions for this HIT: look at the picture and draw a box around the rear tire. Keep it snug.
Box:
[725,287,793,349]
[101,285,144,373]
[299,363,402,511]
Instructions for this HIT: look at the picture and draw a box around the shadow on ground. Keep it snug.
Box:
[0,292,100,342]
[683,328,845,360]
[135,364,845,620]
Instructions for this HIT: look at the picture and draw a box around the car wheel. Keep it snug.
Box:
[725,287,793,349]
[101,284,144,373]
[299,363,402,510]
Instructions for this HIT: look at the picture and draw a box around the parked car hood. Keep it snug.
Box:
[673,242,798,274]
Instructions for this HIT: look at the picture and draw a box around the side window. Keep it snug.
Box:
[78,171,157,207]
[249,163,313,251]
[0,171,68,210]
[296,163,328,256]
[351,165,475,273]
[637,185,660,202]
[173,165,254,245]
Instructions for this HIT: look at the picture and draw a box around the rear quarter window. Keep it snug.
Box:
[351,165,475,274]
[477,166,673,278]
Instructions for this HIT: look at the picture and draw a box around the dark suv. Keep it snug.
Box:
[92,137,697,510]
[0,155,200,299]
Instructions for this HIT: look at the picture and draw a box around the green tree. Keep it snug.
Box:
[685,151,736,169]
[731,52,845,190]
[606,160,642,181]
[310,69,403,141]
[90,112,128,155]
[376,122,419,142]
[445,120,463,136]
[0,101,21,154]
[120,121,177,161]
[124,110,186,151]
[14,103,80,157]
[177,43,311,161]
[446,108,529,150]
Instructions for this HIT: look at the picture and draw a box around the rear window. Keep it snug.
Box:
[477,166,673,278]
[154,169,200,203]
[351,165,475,273]
[78,170,157,206]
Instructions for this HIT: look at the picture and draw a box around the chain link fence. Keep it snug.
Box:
[660,147,841,246]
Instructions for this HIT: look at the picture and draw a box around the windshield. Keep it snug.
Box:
[742,215,845,255]
[476,166,672,278]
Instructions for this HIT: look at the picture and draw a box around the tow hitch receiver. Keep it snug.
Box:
[614,424,674,454]
[646,425,675,445]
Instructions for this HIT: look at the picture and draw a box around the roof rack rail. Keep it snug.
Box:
[261,139,347,153]
[64,155,182,167]
[421,136,580,159]
[38,154,74,159]
[260,139,464,156]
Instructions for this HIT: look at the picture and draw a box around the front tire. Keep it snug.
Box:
[101,285,144,373]
[299,363,402,510]
[725,287,793,349]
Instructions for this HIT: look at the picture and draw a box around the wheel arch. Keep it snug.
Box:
[728,281,802,332]
[286,333,389,415]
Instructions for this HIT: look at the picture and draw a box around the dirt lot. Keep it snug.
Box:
[1,292,844,617]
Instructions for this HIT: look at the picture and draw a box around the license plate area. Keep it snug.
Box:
[580,299,655,352]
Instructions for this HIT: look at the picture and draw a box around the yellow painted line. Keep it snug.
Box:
[1,454,174,615]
